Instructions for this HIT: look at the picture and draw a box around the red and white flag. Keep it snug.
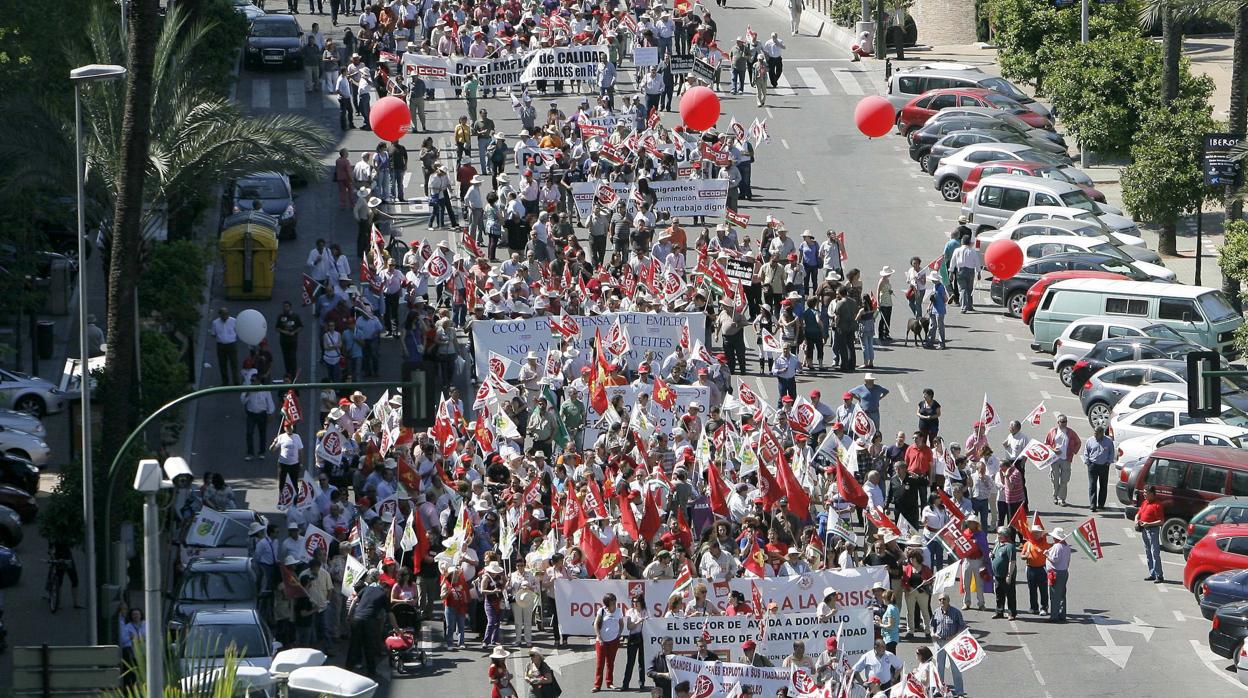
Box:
[605,316,630,358]
[788,397,823,434]
[759,329,784,355]
[549,314,581,339]
[980,394,1001,429]
[542,348,563,384]
[1022,439,1057,470]
[487,351,515,380]
[422,246,453,285]
[1024,401,1047,426]
[943,628,987,672]
[848,404,877,441]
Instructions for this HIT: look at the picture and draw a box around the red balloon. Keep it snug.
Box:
[983,239,1024,280]
[370,96,411,142]
[854,95,895,138]
[679,86,721,131]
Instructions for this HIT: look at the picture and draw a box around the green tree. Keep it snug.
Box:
[986,0,1140,90]
[1043,34,1214,155]
[1121,105,1220,255]
[138,240,208,339]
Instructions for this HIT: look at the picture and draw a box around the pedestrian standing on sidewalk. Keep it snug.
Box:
[211,307,240,385]
[1136,485,1166,583]
[788,0,803,35]
[948,235,981,312]
[1044,414,1081,507]
[753,52,768,107]
[242,383,275,461]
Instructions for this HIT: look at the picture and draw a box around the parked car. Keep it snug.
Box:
[1210,599,1248,659]
[0,485,36,523]
[1191,524,1248,593]
[992,266,1133,319]
[0,425,51,468]
[1067,338,1205,395]
[924,107,1063,144]
[1129,445,1248,551]
[947,160,1103,204]
[1014,235,1173,283]
[224,173,296,240]
[886,64,1052,117]
[1107,400,1248,446]
[1110,385,1199,422]
[243,15,304,70]
[0,369,67,416]
[1001,205,1143,248]
[921,130,1069,174]
[1117,426,1248,477]
[1200,570,1248,619]
[1078,360,1195,425]
[909,125,1069,176]
[976,218,1147,252]
[231,0,266,20]
[0,453,39,495]
[897,88,1052,135]
[0,505,22,548]
[170,556,263,629]
[1187,498,1248,559]
[0,409,45,438]
[178,609,281,674]
[0,545,20,587]
[1046,314,1189,362]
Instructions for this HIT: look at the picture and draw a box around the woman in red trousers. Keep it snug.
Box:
[592,592,625,692]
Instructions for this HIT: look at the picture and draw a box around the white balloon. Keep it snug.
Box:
[235,309,268,346]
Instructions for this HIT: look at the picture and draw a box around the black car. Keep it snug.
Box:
[0,454,38,496]
[924,130,1073,174]
[988,253,1151,317]
[1210,599,1248,658]
[1067,337,1206,394]
[223,172,296,239]
[243,15,303,70]
[907,116,1066,165]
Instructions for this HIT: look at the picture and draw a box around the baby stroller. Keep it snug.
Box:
[385,602,429,675]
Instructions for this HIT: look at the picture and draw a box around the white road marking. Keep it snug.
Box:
[896,384,910,403]
[796,170,806,185]
[1011,620,1055,698]
[812,206,823,222]
[892,145,902,151]
[1017,352,1028,361]
[781,138,790,150]
[1189,639,1248,692]
[766,107,775,119]
[1028,372,1042,381]
[286,79,306,109]
[830,68,864,95]
[1137,553,1183,568]
[1041,391,1053,400]
[926,201,936,207]
[774,74,796,96]
[994,316,1004,324]
[1005,334,1016,342]
[252,79,271,109]
[785,58,854,61]
[796,67,829,95]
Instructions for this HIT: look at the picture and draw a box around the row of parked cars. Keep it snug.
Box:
[0,407,47,588]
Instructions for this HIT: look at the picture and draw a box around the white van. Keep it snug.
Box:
[1030,278,1243,356]
[962,174,1116,233]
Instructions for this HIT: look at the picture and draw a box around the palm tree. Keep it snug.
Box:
[0,2,333,461]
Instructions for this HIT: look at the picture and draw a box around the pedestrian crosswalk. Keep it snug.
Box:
[236,64,878,112]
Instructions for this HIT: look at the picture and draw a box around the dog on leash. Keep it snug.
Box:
[905,316,930,346]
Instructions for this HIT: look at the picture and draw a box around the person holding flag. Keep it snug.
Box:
[929,593,968,697]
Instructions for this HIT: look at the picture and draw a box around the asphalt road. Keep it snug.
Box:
[179,2,1248,696]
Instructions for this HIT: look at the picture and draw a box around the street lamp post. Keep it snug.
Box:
[70,62,127,645]
[133,457,185,698]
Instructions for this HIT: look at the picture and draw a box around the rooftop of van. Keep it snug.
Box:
[977,173,1084,193]
[1047,277,1217,297]
[1149,443,1248,466]
[895,63,985,76]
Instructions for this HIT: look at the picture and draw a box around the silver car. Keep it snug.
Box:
[178,608,280,674]
[0,426,51,468]
[0,369,67,416]
[1079,359,1188,428]
[0,409,44,437]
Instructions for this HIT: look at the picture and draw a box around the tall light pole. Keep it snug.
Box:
[134,458,186,698]
[70,63,127,646]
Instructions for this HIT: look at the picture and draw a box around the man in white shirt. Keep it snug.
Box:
[768,226,795,261]
[378,258,405,336]
[306,238,338,291]
[464,175,485,241]
[818,230,844,280]
[1002,420,1028,461]
[852,640,903,690]
[948,235,983,312]
[271,421,304,491]
[762,33,786,87]
[241,385,275,461]
[334,68,355,131]
[211,307,240,385]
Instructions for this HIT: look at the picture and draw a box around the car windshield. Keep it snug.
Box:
[1142,324,1187,342]
[1199,291,1241,324]
[1019,149,1062,165]
[1220,406,1248,428]
[252,21,299,37]
[1100,261,1147,279]
[1088,242,1130,261]
[1059,190,1098,212]
[179,571,256,603]
[979,76,1029,101]
[183,624,268,658]
[1221,374,1248,397]
[235,180,286,199]
[1072,211,1108,229]
[1036,167,1074,184]
[982,93,1020,108]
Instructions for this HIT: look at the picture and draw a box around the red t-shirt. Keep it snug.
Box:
[1137,500,1164,525]
[905,445,933,476]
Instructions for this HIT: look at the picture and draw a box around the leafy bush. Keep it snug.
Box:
[986,0,1140,89]
[184,0,249,99]
[1043,34,1214,156]
[139,239,208,338]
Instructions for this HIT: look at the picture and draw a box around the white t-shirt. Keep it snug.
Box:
[597,606,623,643]
[276,433,303,465]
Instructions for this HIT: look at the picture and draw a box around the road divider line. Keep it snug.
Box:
[1041,391,1053,399]
[796,67,829,95]
[1005,334,1016,342]
[1136,553,1183,568]
[252,79,271,109]
[796,170,806,185]
[897,384,910,403]
[286,79,306,109]
[1017,352,1028,361]
[1028,371,1042,381]
[1189,639,1248,692]
[1012,621,1054,698]
[830,68,864,95]
[781,138,790,150]
[812,206,823,222]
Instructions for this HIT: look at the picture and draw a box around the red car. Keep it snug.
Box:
[1020,270,1128,326]
[961,161,1106,203]
[896,88,1053,135]
[1185,523,1248,593]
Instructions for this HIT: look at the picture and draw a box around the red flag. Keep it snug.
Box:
[561,492,585,538]
[582,531,622,579]
[834,462,868,509]
[280,564,308,598]
[301,274,319,307]
[757,461,783,510]
[1032,511,1046,533]
[618,493,640,539]
[585,478,610,519]
[652,375,678,410]
[632,429,653,469]
[1010,504,1037,546]
[523,476,543,508]
[864,506,902,537]
[675,507,693,553]
[938,488,966,524]
[775,452,810,521]
[639,488,662,543]
[706,462,732,517]
[396,451,420,492]
[589,328,610,414]
[757,423,784,464]
[743,537,767,578]
[411,511,430,568]
[461,227,484,258]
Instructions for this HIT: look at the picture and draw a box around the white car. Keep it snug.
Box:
[1108,385,1192,424]
[0,409,44,437]
[1115,424,1248,465]
[0,426,51,468]
[976,218,1148,251]
[1003,205,1141,245]
[1106,400,1248,443]
[0,369,67,416]
[178,609,280,674]
[1016,235,1175,281]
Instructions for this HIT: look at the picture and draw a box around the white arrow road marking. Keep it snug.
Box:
[1189,639,1248,692]
[1089,615,1155,668]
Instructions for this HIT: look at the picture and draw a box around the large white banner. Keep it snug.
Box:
[642,612,855,667]
[571,179,730,219]
[402,49,602,89]
[518,46,609,82]
[582,383,711,444]
[667,655,826,698]
[470,312,705,379]
[553,567,887,642]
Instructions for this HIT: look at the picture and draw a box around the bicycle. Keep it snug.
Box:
[45,558,70,613]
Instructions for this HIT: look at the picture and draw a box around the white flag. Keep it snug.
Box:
[1024,401,1047,426]
[942,628,987,672]
[185,508,228,547]
[979,394,1001,429]
[1022,439,1057,471]
[302,523,333,561]
[759,329,783,355]
[422,246,453,285]
[341,554,366,597]
[931,560,962,599]
[400,510,418,552]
